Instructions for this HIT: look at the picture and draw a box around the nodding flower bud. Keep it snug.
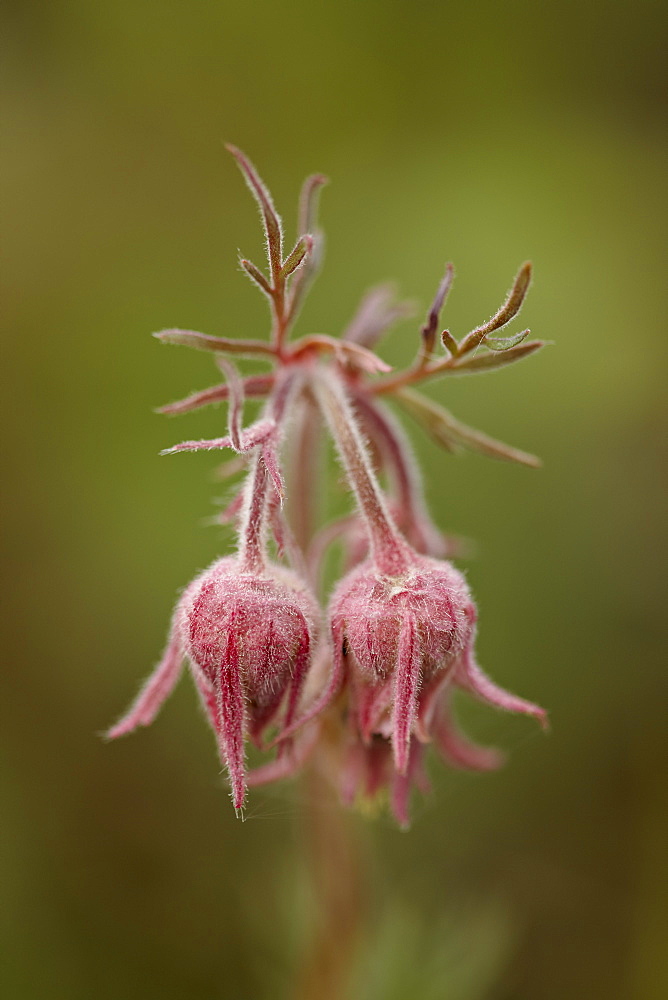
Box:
[316,366,545,799]
[106,555,319,814]
[106,364,325,813]
[330,554,475,775]
[108,150,548,827]
[181,557,319,810]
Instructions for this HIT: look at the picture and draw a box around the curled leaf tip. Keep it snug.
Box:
[421,264,455,354]
[440,329,459,356]
[484,328,531,352]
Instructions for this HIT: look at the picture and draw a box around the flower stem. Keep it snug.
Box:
[237,455,269,573]
[314,371,411,576]
[294,770,367,1000]
[288,391,321,558]
[237,370,302,573]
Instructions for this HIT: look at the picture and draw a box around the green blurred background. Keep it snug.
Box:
[2,1,666,998]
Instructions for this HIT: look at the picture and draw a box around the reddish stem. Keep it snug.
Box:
[314,371,411,577]
[294,773,366,1000]
[237,456,269,574]
[237,370,303,573]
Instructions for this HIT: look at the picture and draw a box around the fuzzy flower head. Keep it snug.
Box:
[106,364,321,813]
[107,543,321,814]
[107,145,548,825]
[330,555,476,773]
[332,556,474,681]
[181,556,319,810]
[314,366,546,812]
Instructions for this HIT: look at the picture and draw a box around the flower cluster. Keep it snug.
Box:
[106,146,547,825]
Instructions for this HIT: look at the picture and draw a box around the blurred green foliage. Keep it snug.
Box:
[1,1,666,998]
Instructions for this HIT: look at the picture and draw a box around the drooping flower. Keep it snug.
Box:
[330,555,476,773]
[107,366,321,811]
[107,145,548,824]
[311,367,546,817]
[106,555,319,812]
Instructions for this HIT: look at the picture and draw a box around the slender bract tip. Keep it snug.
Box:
[281,234,313,278]
[239,257,272,295]
[298,173,329,234]
[458,261,534,356]
[225,143,283,277]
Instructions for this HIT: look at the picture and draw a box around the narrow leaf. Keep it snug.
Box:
[156,384,230,416]
[154,329,275,356]
[226,144,283,278]
[284,176,329,325]
[392,390,458,453]
[484,328,529,352]
[395,388,541,467]
[454,339,544,372]
[286,231,323,325]
[161,435,235,455]
[161,418,276,456]
[261,441,285,504]
[217,358,244,451]
[298,173,328,235]
[156,375,273,416]
[458,262,532,355]
[421,264,454,356]
[281,234,312,278]
[239,257,272,296]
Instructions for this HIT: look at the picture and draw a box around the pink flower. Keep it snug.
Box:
[314,367,546,818]
[189,558,319,808]
[329,550,547,781]
[112,556,318,811]
[107,364,320,812]
[107,146,548,824]
[330,556,475,774]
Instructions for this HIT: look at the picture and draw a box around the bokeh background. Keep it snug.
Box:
[2,2,666,998]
